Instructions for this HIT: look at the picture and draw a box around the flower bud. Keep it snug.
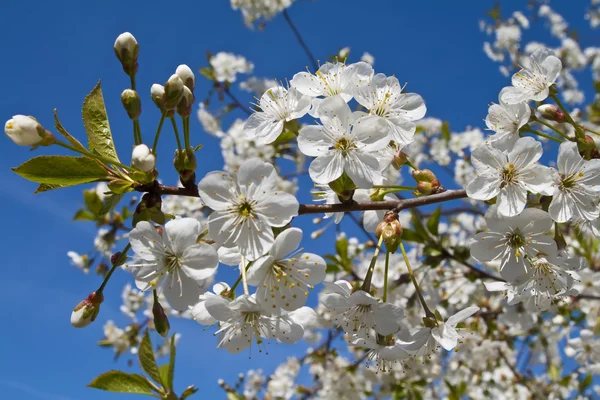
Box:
[121,89,141,120]
[375,212,403,253]
[176,86,195,118]
[71,291,104,328]
[113,32,139,76]
[175,64,195,92]
[412,169,437,183]
[131,144,156,172]
[164,74,184,109]
[5,115,47,146]
[412,169,444,195]
[151,84,165,108]
[152,294,170,338]
[537,104,565,122]
[173,147,197,182]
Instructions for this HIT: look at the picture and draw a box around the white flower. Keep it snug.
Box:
[500,47,562,104]
[466,137,554,217]
[470,207,558,282]
[321,280,404,336]
[297,96,390,188]
[485,87,531,151]
[240,77,278,97]
[131,144,156,172]
[566,329,600,364]
[360,52,375,65]
[548,141,600,223]
[5,115,43,146]
[128,218,219,311]
[353,74,426,145]
[197,158,299,260]
[247,228,326,311]
[67,251,89,273]
[290,61,373,104]
[190,282,230,326]
[351,336,411,372]
[205,294,308,354]
[244,86,311,144]
[197,103,223,137]
[407,307,479,354]
[210,52,254,83]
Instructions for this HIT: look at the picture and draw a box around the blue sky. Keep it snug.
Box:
[0,1,595,399]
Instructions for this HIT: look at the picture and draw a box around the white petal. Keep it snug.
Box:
[197,171,237,211]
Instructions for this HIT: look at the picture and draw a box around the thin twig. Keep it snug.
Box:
[283,9,318,71]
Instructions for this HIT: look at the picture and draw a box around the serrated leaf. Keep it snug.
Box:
[12,156,106,185]
[139,330,163,387]
[54,109,87,152]
[84,189,103,215]
[426,207,441,236]
[73,209,97,221]
[34,183,65,194]
[82,81,120,164]
[88,370,156,395]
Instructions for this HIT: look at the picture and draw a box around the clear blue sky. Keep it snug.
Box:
[0,1,593,399]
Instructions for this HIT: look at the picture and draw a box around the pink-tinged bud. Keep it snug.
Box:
[176,86,195,118]
[152,294,170,338]
[121,89,141,120]
[110,252,122,266]
[392,151,409,170]
[71,291,104,328]
[175,64,195,92]
[131,144,156,172]
[5,115,46,146]
[375,211,403,253]
[537,104,565,122]
[114,32,139,76]
[164,74,185,109]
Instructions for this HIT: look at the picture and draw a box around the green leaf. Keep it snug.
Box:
[410,211,431,243]
[180,385,199,399]
[400,228,424,244]
[158,364,170,391]
[82,81,120,164]
[84,189,103,215]
[73,209,97,221]
[139,330,163,387]
[441,121,451,141]
[54,109,87,153]
[34,183,65,194]
[12,156,106,185]
[426,207,441,236]
[99,193,124,216]
[88,370,157,395]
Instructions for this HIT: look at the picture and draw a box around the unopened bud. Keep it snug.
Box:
[173,147,197,181]
[578,135,597,160]
[110,252,121,265]
[375,212,403,253]
[412,169,437,183]
[164,74,184,109]
[71,291,104,328]
[392,151,409,170]
[114,32,139,76]
[152,293,170,338]
[175,64,195,92]
[176,86,195,117]
[537,104,565,122]
[131,144,156,172]
[5,115,49,146]
[413,169,444,195]
[121,89,141,120]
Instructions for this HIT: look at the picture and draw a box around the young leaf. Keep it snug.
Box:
[180,385,199,399]
[82,81,120,164]
[99,193,124,216]
[139,330,164,388]
[84,189,103,215]
[73,209,97,221]
[12,156,107,185]
[54,109,87,152]
[426,207,441,236]
[441,121,451,141]
[34,183,65,194]
[88,370,157,395]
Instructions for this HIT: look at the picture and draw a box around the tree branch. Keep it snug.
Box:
[283,10,318,72]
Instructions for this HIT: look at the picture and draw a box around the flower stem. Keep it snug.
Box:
[152,111,166,153]
[584,126,600,137]
[282,9,318,72]
[170,117,183,152]
[399,241,435,318]
[526,128,562,143]
[183,116,191,149]
[98,243,131,294]
[240,256,249,296]
[383,249,390,303]
[534,117,571,140]
[550,93,585,139]
[361,235,385,292]
[54,139,135,171]
[373,185,417,191]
